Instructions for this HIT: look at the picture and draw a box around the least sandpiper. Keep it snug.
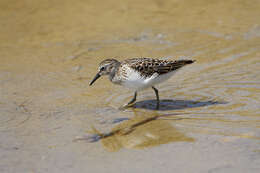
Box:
[89,58,195,109]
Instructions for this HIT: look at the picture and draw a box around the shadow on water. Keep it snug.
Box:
[133,99,227,111]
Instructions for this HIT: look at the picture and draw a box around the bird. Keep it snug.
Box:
[89,57,195,109]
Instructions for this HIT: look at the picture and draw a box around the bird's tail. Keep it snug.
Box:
[170,59,196,70]
[177,59,195,65]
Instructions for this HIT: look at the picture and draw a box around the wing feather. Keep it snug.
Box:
[122,58,195,77]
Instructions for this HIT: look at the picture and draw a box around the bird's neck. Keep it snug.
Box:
[108,62,120,82]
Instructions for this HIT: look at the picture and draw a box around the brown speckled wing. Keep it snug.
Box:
[123,58,195,77]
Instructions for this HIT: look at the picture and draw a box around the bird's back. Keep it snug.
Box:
[122,58,195,77]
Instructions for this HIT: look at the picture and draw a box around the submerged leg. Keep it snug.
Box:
[127,91,137,105]
[120,91,137,110]
[152,86,160,109]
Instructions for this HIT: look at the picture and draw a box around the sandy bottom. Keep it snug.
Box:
[0,0,260,172]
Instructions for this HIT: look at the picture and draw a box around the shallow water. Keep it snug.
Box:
[0,0,260,172]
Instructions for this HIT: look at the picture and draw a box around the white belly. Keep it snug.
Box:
[121,69,177,91]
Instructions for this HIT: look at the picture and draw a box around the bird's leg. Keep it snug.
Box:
[152,86,160,109]
[121,91,137,109]
[127,91,137,106]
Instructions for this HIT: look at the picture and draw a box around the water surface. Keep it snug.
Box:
[0,0,260,172]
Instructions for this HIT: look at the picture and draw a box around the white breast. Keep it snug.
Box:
[121,67,177,91]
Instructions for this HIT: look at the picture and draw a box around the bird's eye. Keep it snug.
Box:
[100,67,105,71]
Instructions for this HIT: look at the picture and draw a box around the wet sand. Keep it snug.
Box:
[0,0,260,172]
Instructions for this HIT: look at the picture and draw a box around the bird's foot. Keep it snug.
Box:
[119,103,135,110]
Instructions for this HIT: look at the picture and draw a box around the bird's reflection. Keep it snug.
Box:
[76,111,194,152]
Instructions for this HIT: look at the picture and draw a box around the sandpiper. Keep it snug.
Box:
[89,58,195,109]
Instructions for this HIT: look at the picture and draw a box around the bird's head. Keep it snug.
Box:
[89,59,119,86]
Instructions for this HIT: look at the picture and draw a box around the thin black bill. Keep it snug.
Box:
[89,73,101,86]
